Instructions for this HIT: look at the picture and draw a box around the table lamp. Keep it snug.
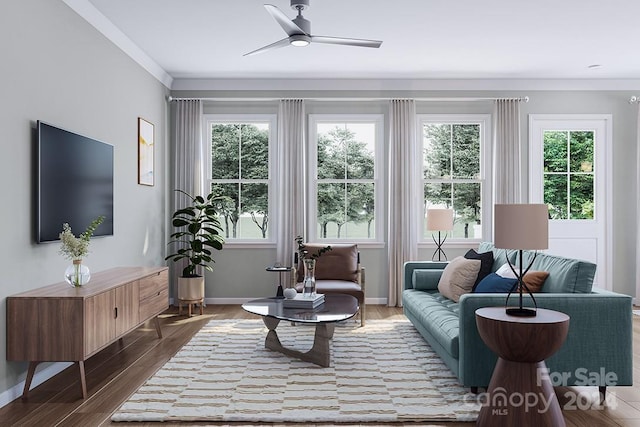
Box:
[426,208,454,261]
[494,204,549,317]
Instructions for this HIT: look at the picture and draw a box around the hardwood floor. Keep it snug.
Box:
[1,304,639,426]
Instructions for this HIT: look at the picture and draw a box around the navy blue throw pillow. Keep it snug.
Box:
[474,273,518,293]
[464,249,494,291]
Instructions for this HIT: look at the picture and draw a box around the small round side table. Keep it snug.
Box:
[475,307,570,427]
[266,265,292,297]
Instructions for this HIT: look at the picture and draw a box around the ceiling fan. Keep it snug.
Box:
[244,0,383,56]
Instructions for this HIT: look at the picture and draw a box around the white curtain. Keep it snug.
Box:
[170,100,204,292]
[636,104,640,302]
[276,99,305,267]
[493,100,522,203]
[387,99,418,307]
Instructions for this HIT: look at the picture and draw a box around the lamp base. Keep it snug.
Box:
[431,231,448,262]
[506,307,537,317]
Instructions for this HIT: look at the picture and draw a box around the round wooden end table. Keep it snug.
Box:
[475,307,570,427]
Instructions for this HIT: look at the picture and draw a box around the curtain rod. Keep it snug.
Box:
[166,96,529,103]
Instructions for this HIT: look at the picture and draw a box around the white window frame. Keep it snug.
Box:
[202,114,277,247]
[307,114,384,245]
[417,114,492,246]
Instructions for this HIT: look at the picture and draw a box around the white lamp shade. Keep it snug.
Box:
[426,209,454,231]
[494,204,549,250]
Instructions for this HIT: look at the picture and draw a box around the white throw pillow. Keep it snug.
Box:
[495,263,518,279]
[437,256,482,302]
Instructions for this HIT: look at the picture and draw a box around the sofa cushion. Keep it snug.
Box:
[474,273,518,293]
[464,249,494,291]
[402,289,460,358]
[437,256,481,302]
[295,279,364,303]
[412,269,443,291]
[523,251,596,293]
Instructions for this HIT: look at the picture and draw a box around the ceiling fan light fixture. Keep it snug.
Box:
[244,1,382,56]
[290,34,311,47]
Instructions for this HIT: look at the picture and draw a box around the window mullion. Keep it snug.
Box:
[566,130,571,219]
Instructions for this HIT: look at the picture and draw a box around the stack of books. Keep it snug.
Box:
[283,293,325,309]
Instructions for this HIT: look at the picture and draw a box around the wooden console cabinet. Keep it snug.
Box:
[6,266,168,399]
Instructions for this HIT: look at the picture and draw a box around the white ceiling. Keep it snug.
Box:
[78,0,639,83]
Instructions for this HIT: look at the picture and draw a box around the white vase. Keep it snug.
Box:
[64,259,91,287]
[284,288,297,299]
[302,258,316,297]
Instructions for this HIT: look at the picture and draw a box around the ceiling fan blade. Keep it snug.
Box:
[311,35,382,48]
[243,37,291,56]
[264,4,305,36]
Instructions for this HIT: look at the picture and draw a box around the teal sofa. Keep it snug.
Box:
[402,242,633,393]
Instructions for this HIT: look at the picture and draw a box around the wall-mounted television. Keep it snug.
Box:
[37,121,114,243]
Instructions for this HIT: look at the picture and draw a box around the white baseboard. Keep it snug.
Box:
[0,361,73,408]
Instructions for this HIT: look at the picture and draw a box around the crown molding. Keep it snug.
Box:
[171,78,640,92]
[62,0,173,89]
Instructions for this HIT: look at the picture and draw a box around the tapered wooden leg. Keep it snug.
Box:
[77,361,87,399]
[178,301,183,315]
[199,300,204,315]
[22,361,39,400]
[153,316,163,339]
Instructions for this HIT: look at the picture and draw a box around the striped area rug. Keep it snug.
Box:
[111,319,480,423]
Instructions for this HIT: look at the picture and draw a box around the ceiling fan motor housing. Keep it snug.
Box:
[290,0,310,10]
[290,0,311,34]
[292,16,310,34]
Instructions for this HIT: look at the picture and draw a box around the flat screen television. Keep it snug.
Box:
[37,121,114,243]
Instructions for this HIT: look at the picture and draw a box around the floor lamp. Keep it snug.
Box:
[494,204,549,317]
[426,208,454,261]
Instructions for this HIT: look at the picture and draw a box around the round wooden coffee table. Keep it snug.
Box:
[242,294,358,367]
[475,307,570,427]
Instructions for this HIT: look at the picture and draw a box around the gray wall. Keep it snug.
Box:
[177,89,638,302]
[0,1,168,396]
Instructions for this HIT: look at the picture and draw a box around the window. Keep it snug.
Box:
[419,115,491,241]
[542,130,595,219]
[308,115,383,242]
[204,115,276,241]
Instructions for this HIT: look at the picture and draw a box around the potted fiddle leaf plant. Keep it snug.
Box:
[165,190,225,314]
